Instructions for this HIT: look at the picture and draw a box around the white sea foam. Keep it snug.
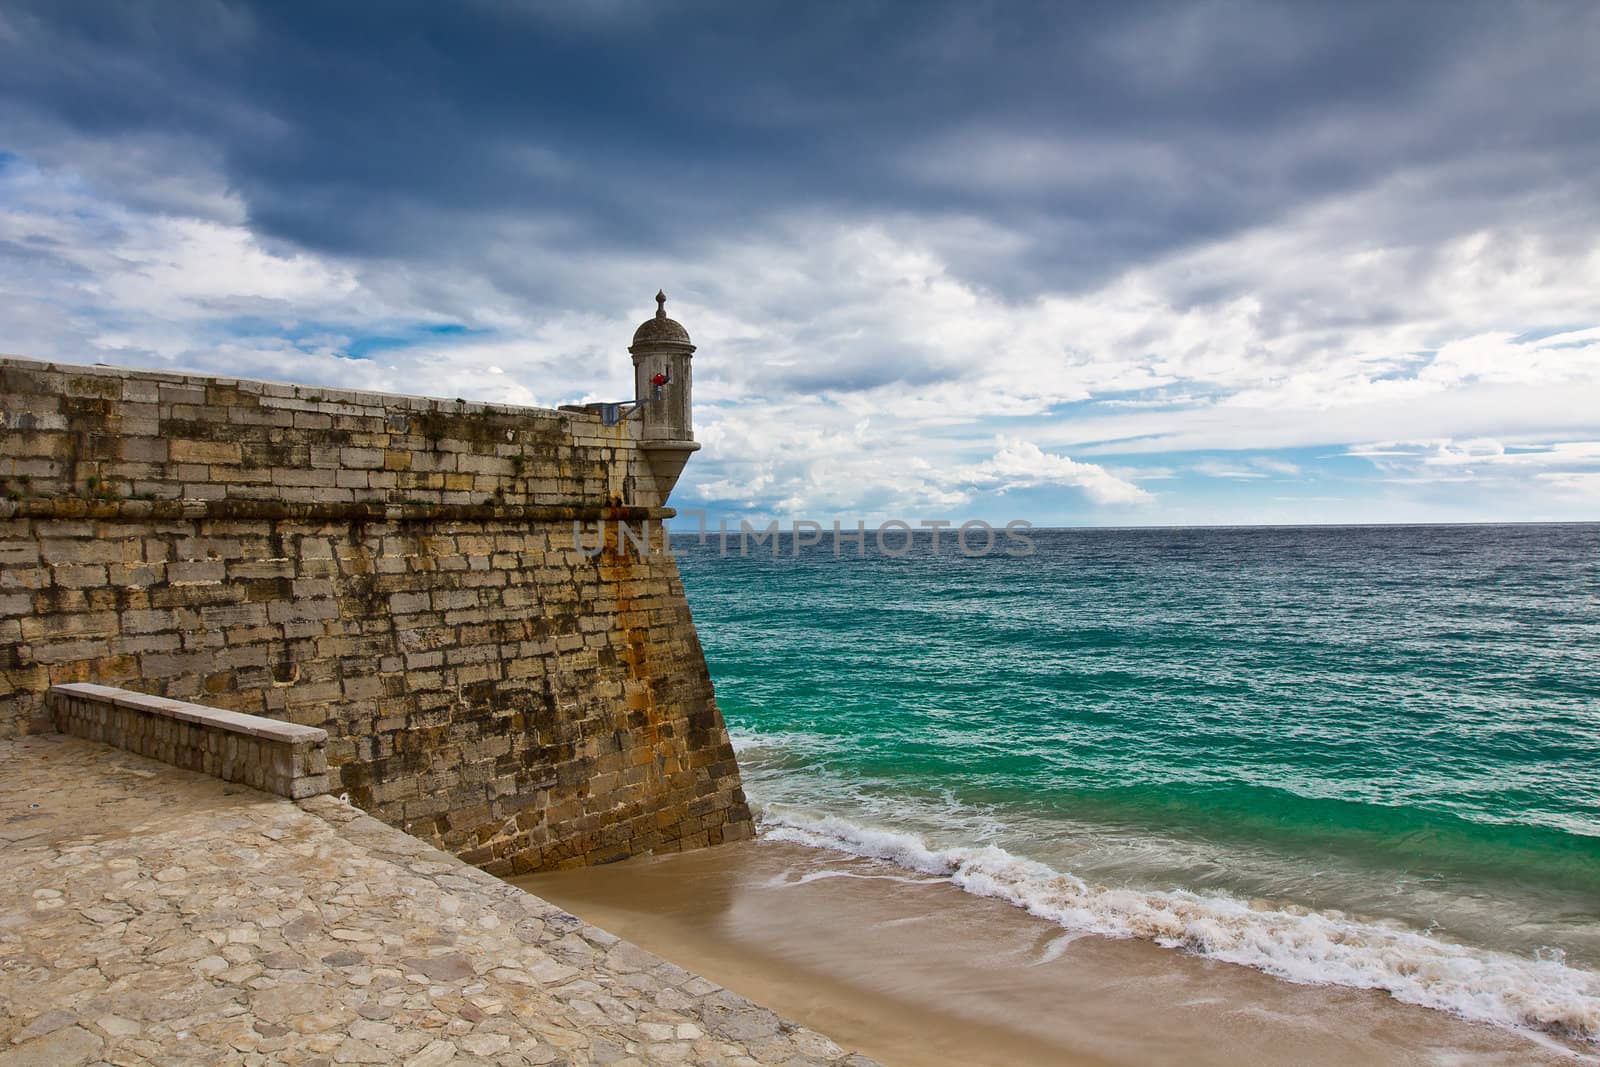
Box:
[758,807,1600,1043]
[763,868,945,889]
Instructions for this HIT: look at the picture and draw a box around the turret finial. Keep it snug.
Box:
[655,290,667,318]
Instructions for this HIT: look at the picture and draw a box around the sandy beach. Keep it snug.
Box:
[517,838,1591,1067]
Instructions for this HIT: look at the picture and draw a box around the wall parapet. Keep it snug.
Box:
[0,355,676,512]
[47,682,331,799]
[0,497,673,525]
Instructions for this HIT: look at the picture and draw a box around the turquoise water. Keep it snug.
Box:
[673,523,1600,1039]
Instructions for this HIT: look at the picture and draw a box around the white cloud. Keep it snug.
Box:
[1249,457,1303,477]
[1535,471,1600,501]
[1194,462,1267,480]
[1347,439,1600,469]
[1341,438,1600,497]
[952,437,1152,505]
[1194,457,1303,480]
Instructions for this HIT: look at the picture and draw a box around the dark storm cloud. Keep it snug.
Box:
[2,0,1596,310]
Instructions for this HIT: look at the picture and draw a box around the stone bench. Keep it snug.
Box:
[47,683,330,799]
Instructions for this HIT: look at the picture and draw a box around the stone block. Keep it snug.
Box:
[169,439,241,465]
[341,447,385,470]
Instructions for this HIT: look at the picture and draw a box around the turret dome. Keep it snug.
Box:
[631,290,693,348]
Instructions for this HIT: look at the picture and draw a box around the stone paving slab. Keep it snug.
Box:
[0,735,876,1067]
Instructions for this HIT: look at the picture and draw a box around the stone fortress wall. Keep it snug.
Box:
[0,301,754,873]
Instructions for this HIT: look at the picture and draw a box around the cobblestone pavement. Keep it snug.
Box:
[0,735,875,1067]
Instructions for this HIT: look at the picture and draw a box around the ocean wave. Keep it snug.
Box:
[757,806,1600,1043]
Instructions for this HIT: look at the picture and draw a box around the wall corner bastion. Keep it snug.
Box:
[0,298,754,873]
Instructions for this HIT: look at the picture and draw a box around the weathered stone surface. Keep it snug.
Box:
[0,355,754,872]
[0,1025,103,1067]
[0,735,871,1066]
[402,954,475,982]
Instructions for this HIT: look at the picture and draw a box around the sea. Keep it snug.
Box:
[671,523,1600,1043]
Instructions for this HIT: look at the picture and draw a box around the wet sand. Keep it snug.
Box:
[515,839,1592,1067]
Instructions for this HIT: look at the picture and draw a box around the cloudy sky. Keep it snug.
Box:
[2,2,1597,526]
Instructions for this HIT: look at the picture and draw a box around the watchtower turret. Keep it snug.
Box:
[629,290,699,495]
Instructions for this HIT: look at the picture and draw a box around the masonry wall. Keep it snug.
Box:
[0,356,753,873]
